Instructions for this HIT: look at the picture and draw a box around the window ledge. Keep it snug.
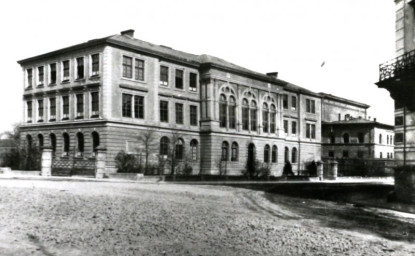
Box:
[25,86,33,91]
[90,115,99,118]
[61,80,70,84]
[49,119,56,122]
[62,117,69,121]
[37,84,44,88]
[75,78,86,82]
[76,116,84,119]
[49,83,57,87]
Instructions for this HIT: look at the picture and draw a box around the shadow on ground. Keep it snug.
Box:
[264,188,415,243]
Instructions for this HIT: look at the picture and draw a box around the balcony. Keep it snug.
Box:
[379,49,415,82]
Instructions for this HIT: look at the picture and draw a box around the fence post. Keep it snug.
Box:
[317,161,324,181]
[95,147,107,179]
[328,160,338,180]
[41,147,53,176]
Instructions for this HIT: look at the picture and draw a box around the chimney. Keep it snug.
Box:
[266,72,278,79]
[121,29,134,38]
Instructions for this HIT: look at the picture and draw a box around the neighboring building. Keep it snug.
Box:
[322,118,395,160]
[375,0,415,203]
[319,93,369,122]
[18,29,325,176]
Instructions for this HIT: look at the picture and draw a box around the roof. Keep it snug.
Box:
[322,119,394,129]
[319,92,370,109]
[17,30,323,96]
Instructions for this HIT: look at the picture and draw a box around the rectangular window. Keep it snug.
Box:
[135,59,144,81]
[91,54,100,75]
[27,101,32,122]
[62,60,70,81]
[328,151,334,158]
[291,121,297,135]
[76,57,84,79]
[160,100,168,122]
[91,92,99,117]
[76,94,84,118]
[134,96,144,119]
[27,69,33,88]
[395,116,404,126]
[122,94,132,117]
[190,105,198,126]
[175,69,183,89]
[38,99,43,121]
[175,103,184,124]
[160,66,169,86]
[291,96,297,110]
[263,111,269,133]
[242,108,249,130]
[229,105,236,129]
[270,113,275,133]
[50,63,56,84]
[306,99,316,113]
[395,133,403,143]
[38,66,44,85]
[343,150,349,158]
[251,109,257,131]
[283,95,288,109]
[189,73,197,92]
[283,120,288,134]
[122,56,133,78]
[62,96,69,120]
[49,98,56,121]
[306,123,316,139]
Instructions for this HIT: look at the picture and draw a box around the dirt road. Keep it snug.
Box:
[0,179,413,255]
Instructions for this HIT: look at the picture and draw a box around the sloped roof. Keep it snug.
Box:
[18,31,323,96]
[319,92,370,109]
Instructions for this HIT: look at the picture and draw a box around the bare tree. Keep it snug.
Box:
[137,129,157,174]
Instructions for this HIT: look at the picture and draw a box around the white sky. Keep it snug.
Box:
[0,0,396,133]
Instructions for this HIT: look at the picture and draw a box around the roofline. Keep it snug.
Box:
[322,121,394,129]
[17,37,111,65]
[319,92,370,109]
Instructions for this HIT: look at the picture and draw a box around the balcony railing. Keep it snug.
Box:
[379,49,415,82]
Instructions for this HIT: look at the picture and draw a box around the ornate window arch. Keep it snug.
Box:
[37,134,44,148]
[250,100,257,131]
[219,94,227,128]
[62,133,70,156]
[190,139,198,161]
[221,141,229,161]
[263,103,269,133]
[291,147,297,163]
[175,138,184,160]
[218,85,237,129]
[160,136,169,156]
[272,145,277,163]
[264,144,270,163]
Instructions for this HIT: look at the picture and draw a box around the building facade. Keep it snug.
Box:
[19,30,374,176]
[376,0,415,203]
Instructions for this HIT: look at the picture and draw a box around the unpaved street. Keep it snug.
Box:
[0,179,414,255]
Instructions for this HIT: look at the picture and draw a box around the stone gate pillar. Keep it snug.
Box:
[317,161,324,180]
[326,160,338,180]
[95,147,107,179]
[41,147,53,176]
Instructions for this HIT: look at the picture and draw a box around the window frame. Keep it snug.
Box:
[231,142,238,162]
[122,56,133,79]
[49,63,57,85]
[76,57,85,80]
[90,92,99,118]
[75,93,84,119]
[175,69,184,89]
[90,53,100,76]
[62,60,70,82]
[37,99,44,122]
[190,105,198,126]
[62,95,70,120]
[37,66,44,86]
[189,72,197,92]
[160,100,169,122]
[49,97,56,121]
[175,103,184,124]
[160,66,169,86]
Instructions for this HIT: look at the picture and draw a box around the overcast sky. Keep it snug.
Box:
[0,0,396,134]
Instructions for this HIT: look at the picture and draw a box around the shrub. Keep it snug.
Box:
[114,151,142,173]
[1,145,41,171]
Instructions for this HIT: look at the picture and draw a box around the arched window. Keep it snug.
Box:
[358,132,364,143]
[242,99,249,130]
[379,134,382,144]
[190,139,198,161]
[291,147,297,163]
[37,134,44,148]
[272,145,277,163]
[231,142,238,161]
[49,133,56,152]
[26,135,33,150]
[229,96,236,129]
[221,141,229,161]
[329,133,335,144]
[270,104,276,133]
[284,147,289,162]
[76,132,84,154]
[92,132,100,153]
[262,103,269,133]
[63,133,70,156]
[264,144,270,163]
[219,94,227,128]
[160,137,169,156]
[250,100,257,131]
[175,139,184,160]
[343,133,349,144]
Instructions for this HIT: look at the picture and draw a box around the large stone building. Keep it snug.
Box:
[18,29,375,176]
[319,93,394,160]
[376,0,415,203]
